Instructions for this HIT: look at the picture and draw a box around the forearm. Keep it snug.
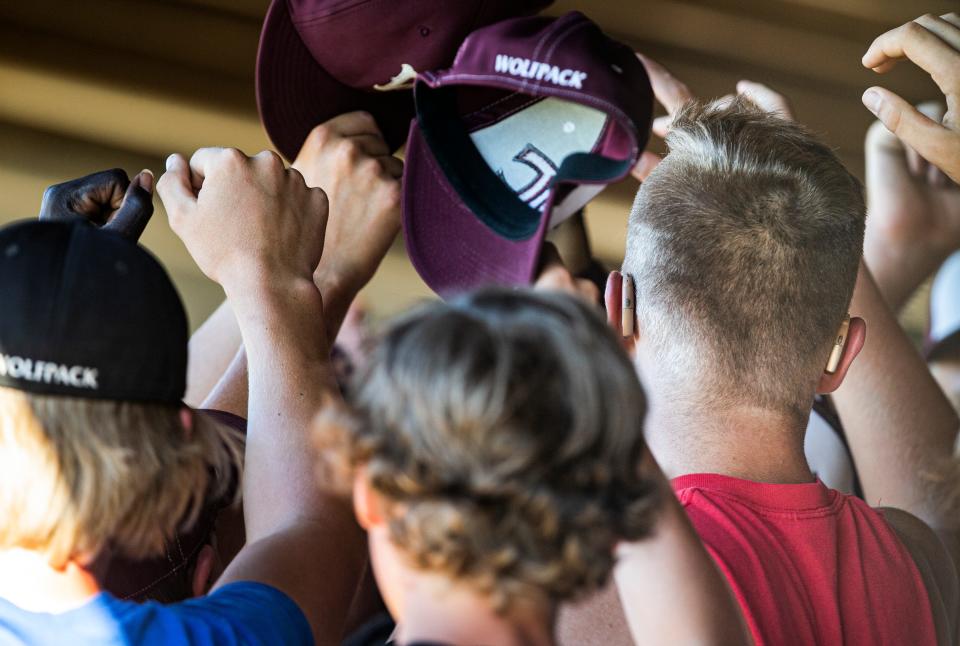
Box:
[614,454,750,645]
[198,279,356,421]
[200,347,248,418]
[864,230,949,313]
[833,260,959,529]
[315,272,360,344]
[225,276,340,539]
[185,300,242,407]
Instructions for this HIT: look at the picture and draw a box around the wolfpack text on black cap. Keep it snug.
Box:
[0,218,187,403]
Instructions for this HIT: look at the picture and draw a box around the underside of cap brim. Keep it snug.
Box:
[402,121,547,298]
[256,0,415,159]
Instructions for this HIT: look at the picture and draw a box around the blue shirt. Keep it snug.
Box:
[0,582,311,646]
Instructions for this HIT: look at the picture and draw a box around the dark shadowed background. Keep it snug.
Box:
[0,0,949,329]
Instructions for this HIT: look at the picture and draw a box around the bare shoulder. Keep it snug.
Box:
[880,507,959,646]
[557,582,633,646]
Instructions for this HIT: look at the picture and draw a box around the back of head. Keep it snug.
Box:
[323,288,659,607]
[623,98,865,419]
[0,219,241,568]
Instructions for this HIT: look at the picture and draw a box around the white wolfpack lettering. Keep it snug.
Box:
[82,368,99,389]
[493,55,588,89]
[8,356,25,378]
[0,353,99,390]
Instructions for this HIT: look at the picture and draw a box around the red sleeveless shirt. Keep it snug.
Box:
[674,474,937,646]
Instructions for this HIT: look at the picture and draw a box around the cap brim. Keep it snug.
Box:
[256,0,414,159]
[403,121,548,298]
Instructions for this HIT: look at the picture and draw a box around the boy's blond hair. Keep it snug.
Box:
[0,388,242,568]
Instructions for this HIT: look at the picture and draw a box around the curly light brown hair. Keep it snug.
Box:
[317,288,660,608]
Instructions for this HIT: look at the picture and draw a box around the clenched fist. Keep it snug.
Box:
[157,148,329,290]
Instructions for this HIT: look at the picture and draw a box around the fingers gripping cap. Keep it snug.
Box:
[0,219,188,403]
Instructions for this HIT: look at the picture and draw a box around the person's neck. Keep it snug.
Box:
[395,572,555,646]
[644,390,814,484]
[0,549,102,613]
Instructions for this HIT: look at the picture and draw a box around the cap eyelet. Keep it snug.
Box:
[114,260,129,275]
[419,25,430,37]
[4,244,19,258]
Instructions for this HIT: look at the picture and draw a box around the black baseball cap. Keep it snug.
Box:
[0,218,187,403]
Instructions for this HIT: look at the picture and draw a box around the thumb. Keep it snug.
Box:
[156,153,198,220]
[863,87,960,182]
[104,170,154,242]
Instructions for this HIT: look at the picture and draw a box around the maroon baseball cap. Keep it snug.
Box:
[256,0,552,160]
[402,11,653,296]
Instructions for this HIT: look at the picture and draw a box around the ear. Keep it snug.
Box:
[352,466,384,532]
[817,316,866,394]
[191,544,216,598]
[605,271,639,356]
[179,407,194,439]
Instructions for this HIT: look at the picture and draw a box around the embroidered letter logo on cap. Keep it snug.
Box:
[0,354,98,389]
[494,54,588,88]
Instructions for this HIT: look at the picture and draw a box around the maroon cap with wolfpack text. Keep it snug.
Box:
[402,11,653,296]
[256,0,552,160]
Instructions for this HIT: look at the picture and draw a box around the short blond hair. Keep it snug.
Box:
[0,388,242,568]
[317,289,659,608]
[623,98,865,418]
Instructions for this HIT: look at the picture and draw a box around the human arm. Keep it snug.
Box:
[832,261,959,532]
[862,105,959,312]
[185,301,244,409]
[557,449,751,646]
[157,148,365,645]
[861,13,960,183]
[185,111,401,414]
[614,451,751,646]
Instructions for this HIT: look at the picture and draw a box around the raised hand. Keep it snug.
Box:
[861,13,960,183]
[631,54,693,182]
[292,111,402,334]
[727,80,794,120]
[864,102,960,311]
[157,148,328,290]
[631,54,795,182]
[39,168,154,241]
